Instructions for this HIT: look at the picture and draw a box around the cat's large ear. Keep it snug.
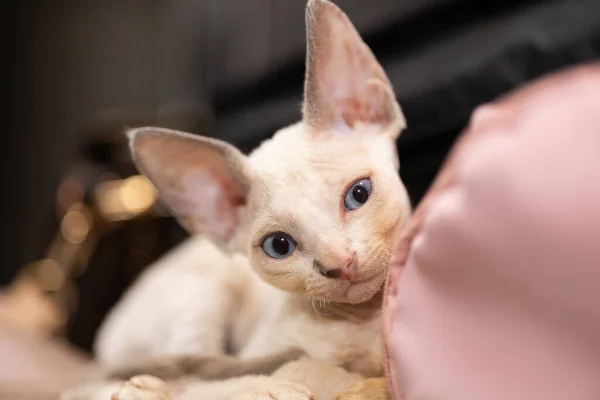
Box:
[303,0,405,137]
[128,127,249,244]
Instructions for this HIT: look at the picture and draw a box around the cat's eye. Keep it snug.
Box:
[344,178,372,211]
[261,232,296,259]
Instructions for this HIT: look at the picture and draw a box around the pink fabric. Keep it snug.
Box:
[383,63,600,400]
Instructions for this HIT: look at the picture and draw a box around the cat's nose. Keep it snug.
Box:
[315,255,354,280]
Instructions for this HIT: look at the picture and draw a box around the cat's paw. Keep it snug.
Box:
[334,377,389,400]
[111,375,172,400]
[232,378,316,400]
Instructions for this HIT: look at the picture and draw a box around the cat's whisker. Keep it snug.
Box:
[321,300,335,316]
[311,298,323,316]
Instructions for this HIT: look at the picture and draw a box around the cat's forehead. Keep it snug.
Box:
[248,122,385,177]
[246,122,396,216]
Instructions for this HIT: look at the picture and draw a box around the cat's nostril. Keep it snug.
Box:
[324,268,343,279]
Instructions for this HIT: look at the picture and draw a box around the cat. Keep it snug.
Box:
[62,0,411,399]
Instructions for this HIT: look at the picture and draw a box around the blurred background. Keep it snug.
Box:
[1,0,599,398]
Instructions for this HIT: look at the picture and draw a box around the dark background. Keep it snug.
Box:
[1,0,599,353]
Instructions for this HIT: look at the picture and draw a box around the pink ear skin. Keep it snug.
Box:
[127,127,249,245]
[303,0,405,136]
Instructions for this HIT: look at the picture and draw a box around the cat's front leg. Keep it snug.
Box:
[110,375,315,400]
[227,376,316,400]
[272,360,364,400]
[333,377,390,400]
[112,375,172,400]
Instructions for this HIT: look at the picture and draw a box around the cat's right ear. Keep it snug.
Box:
[127,127,249,244]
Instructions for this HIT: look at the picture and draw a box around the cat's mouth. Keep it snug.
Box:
[306,256,389,303]
[307,272,384,304]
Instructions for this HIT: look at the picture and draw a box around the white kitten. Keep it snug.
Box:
[68,1,411,399]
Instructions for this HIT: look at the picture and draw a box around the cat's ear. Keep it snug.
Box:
[128,127,249,244]
[303,0,405,137]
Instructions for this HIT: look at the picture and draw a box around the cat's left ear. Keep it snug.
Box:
[303,0,405,138]
[127,127,250,246]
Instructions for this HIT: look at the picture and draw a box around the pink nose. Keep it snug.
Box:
[316,255,355,280]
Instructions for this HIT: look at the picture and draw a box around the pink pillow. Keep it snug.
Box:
[383,63,600,400]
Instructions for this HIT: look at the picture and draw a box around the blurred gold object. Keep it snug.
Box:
[0,267,67,337]
[95,175,157,221]
[36,259,65,292]
[61,206,92,245]
[2,109,198,339]
[121,175,156,213]
[2,171,162,338]
[1,201,96,337]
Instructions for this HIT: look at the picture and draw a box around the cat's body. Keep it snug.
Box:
[62,1,410,399]
[97,235,384,380]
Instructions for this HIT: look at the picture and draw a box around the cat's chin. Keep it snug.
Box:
[307,272,385,305]
[344,273,386,304]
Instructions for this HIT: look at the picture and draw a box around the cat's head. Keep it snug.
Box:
[128,0,410,304]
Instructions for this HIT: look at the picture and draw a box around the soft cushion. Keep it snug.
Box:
[383,63,600,400]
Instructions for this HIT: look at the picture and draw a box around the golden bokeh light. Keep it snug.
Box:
[95,175,157,221]
[119,175,156,214]
[61,207,91,244]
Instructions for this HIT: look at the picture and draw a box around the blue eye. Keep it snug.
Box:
[262,232,296,259]
[344,178,372,211]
